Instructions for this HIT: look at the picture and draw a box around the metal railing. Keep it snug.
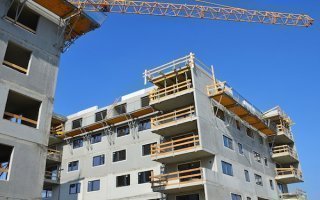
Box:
[151,134,199,158]
[151,105,196,129]
[149,79,193,102]
[272,145,297,159]
[151,167,203,188]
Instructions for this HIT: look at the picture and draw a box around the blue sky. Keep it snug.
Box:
[54,0,320,199]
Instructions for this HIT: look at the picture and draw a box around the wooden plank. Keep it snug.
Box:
[3,60,28,73]
[4,112,37,125]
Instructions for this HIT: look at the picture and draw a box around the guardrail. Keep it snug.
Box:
[151,167,203,188]
[276,168,302,179]
[273,145,297,158]
[151,134,199,158]
[3,112,37,127]
[51,124,64,136]
[151,106,196,129]
[277,124,293,139]
[149,79,193,102]
[47,149,62,161]
[44,171,60,182]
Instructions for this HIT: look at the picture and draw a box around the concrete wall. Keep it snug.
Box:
[0,0,61,199]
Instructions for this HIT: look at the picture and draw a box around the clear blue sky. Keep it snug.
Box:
[54,0,320,199]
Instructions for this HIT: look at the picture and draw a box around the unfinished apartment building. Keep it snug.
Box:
[47,54,305,200]
[0,0,98,199]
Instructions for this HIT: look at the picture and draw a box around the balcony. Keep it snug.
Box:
[149,80,194,111]
[207,82,276,136]
[151,168,204,193]
[280,190,307,200]
[151,106,197,136]
[44,171,60,186]
[50,124,64,137]
[272,145,298,164]
[151,134,211,163]
[275,123,294,144]
[47,149,62,165]
[275,168,303,184]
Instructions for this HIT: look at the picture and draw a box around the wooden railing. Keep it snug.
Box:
[44,171,60,182]
[51,124,64,136]
[207,81,226,96]
[47,149,62,161]
[151,168,203,189]
[151,105,195,129]
[276,168,302,179]
[2,60,28,74]
[277,123,293,139]
[149,79,192,102]
[273,145,297,159]
[151,134,199,158]
[3,112,37,127]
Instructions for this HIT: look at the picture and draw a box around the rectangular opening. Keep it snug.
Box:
[95,109,107,122]
[116,174,130,187]
[176,193,199,200]
[138,170,152,184]
[72,118,82,129]
[68,161,79,172]
[3,90,41,128]
[0,143,13,181]
[92,155,105,167]
[113,150,126,162]
[221,161,233,176]
[214,107,225,121]
[90,132,102,144]
[6,1,39,33]
[3,42,31,74]
[141,96,150,107]
[138,119,151,131]
[116,125,130,137]
[87,180,100,192]
[69,183,81,194]
[142,143,156,156]
[72,138,83,149]
[114,103,127,115]
[177,161,201,182]
[255,174,263,186]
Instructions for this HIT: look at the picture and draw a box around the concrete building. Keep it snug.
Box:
[0,0,98,199]
[47,54,304,200]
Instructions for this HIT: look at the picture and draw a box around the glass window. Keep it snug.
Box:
[223,135,233,150]
[255,174,263,186]
[142,143,156,156]
[113,150,126,162]
[115,104,127,115]
[41,189,52,198]
[264,157,268,166]
[68,161,79,172]
[244,170,250,182]
[72,118,82,129]
[214,107,225,121]
[231,193,242,200]
[117,125,130,137]
[93,155,105,167]
[141,96,150,107]
[69,183,81,194]
[116,174,130,187]
[95,110,107,122]
[90,133,102,144]
[235,120,241,130]
[269,180,274,190]
[138,119,151,131]
[138,170,152,184]
[221,161,233,176]
[73,138,83,149]
[253,151,261,163]
[238,143,243,155]
[258,135,264,145]
[88,180,100,192]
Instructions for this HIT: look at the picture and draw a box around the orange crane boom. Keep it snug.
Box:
[68,0,313,27]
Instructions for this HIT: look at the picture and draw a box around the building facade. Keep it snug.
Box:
[47,54,304,200]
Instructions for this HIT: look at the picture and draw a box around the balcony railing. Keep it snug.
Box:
[280,190,307,200]
[272,145,297,158]
[277,123,293,139]
[51,124,64,136]
[44,171,60,183]
[47,149,62,161]
[151,134,199,158]
[151,168,203,189]
[151,105,195,129]
[149,79,193,103]
[3,112,37,127]
[276,168,303,179]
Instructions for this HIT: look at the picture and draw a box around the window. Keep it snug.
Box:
[6,1,40,33]
[223,135,233,150]
[138,119,151,131]
[258,135,264,145]
[72,118,82,129]
[253,151,261,163]
[68,161,79,172]
[95,109,107,122]
[69,183,81,194]
[244,170,250,182]
[142,143,156,156]
[113,150,126,162]
[231,193,242,200]
[141,96,150,107]
[117,125,130,137]
[138,170,152,184]
[238,143,244,155]
[255,174,263,186]
[278,183,285,193]
[221,161,233,176]
[116,174,130,187]
[176,193,200,200]
[246,128,254,138]
[269,180,274,190]
[90,133,102,144]
[214,107,225,121]
[0,143,13,181]
[3,90,41,128]
[264,157,268,166]
[93,155,105,166]
[247,198,252,200]
[41,189,52,198]
[114,103,127,115]
[73,138,83,149]
[235,120,241,130]
[3,42,31,74]
[88,180,100,192]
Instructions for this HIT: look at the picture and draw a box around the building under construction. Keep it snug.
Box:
[0,0,311,200]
